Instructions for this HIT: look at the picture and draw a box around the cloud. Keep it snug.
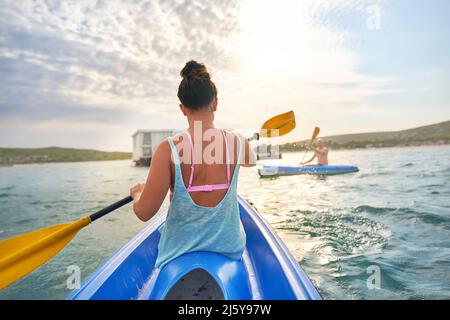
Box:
[0,0,426,149]
[0,0,241,107]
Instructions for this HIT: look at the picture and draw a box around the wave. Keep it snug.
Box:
[14,218,34,225]
[276,208,390,255]
[0,186,14,191]
[401,163,414,167]
[355,205,450,225]
[421,184,443,188]
[355,205,388,214]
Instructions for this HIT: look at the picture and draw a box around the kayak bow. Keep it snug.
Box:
[67,196,321,300]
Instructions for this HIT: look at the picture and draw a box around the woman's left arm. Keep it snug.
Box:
[130,139,171,222]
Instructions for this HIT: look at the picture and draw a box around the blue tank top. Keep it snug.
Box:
[155,133,246,269]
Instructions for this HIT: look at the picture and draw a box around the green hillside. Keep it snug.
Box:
[281,121,450,151]
[0,147,131,165]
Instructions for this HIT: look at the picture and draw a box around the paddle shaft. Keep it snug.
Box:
[301,127,320,165]
[247,133,259,142]
[89,196,133,222]
[300,141,313,164]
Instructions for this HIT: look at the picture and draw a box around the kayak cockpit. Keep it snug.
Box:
[164,269,224,300]
[140,251,253,300]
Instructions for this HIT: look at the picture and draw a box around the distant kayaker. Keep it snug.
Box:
[130,60,256,269]
[301,138,329,166]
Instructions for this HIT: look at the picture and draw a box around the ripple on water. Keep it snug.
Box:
[14,217,35,225]
[0,193,13,198]
[0,185,15,191]
[355,205,450,226]
[401,163,414,167]
[276,208,390,256]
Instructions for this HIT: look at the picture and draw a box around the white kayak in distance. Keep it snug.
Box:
[258,165,359,177]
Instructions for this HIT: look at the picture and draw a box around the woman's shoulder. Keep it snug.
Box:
[168,132,188,147]
[223,129,245,141]
[154,138,172,155]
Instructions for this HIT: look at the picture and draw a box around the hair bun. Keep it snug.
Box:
[180,60,210,80]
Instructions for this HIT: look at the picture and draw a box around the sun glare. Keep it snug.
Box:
[237,0,308,75]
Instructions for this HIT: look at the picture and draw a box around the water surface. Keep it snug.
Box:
[1,146,449,299]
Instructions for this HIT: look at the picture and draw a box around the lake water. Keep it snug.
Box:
[1,146,449,300]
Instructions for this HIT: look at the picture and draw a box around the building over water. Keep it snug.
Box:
[132,129,177,166]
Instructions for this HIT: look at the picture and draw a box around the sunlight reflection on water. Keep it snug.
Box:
[0,146,449,299]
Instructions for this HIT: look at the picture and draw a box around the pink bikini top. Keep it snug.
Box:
[184,130,231,193]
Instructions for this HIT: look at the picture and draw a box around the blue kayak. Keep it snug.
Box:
[67,196,321,300]
[259,165,359,177]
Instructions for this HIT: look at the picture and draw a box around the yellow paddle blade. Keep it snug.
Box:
[260,110,296,138]
[0,217,91,290]
[312,127,320,140]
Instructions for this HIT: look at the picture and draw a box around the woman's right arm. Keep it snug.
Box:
[131,139,171,222]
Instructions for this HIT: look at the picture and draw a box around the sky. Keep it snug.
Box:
[0,0,449,151]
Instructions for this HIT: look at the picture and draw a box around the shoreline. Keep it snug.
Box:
[1,144,449,166]
[0,158,132,167]
[281,142,450,153]
[0,147,131,166]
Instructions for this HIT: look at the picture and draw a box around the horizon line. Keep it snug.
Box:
[1,119,449,152]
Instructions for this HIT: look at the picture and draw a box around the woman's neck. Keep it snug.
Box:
[187,110,215,131]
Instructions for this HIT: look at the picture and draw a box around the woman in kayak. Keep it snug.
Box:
[130,60,256,269]
[301,138,329,166]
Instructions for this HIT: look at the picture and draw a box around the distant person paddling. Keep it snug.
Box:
[301,138,329,166]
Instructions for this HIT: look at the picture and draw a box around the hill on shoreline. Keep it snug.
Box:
[1,121,449,164]
[281,120,450,151]
[0,147,131,165]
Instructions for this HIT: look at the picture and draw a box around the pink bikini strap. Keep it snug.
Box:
[184,131,195,189]
[187,183,230,193]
